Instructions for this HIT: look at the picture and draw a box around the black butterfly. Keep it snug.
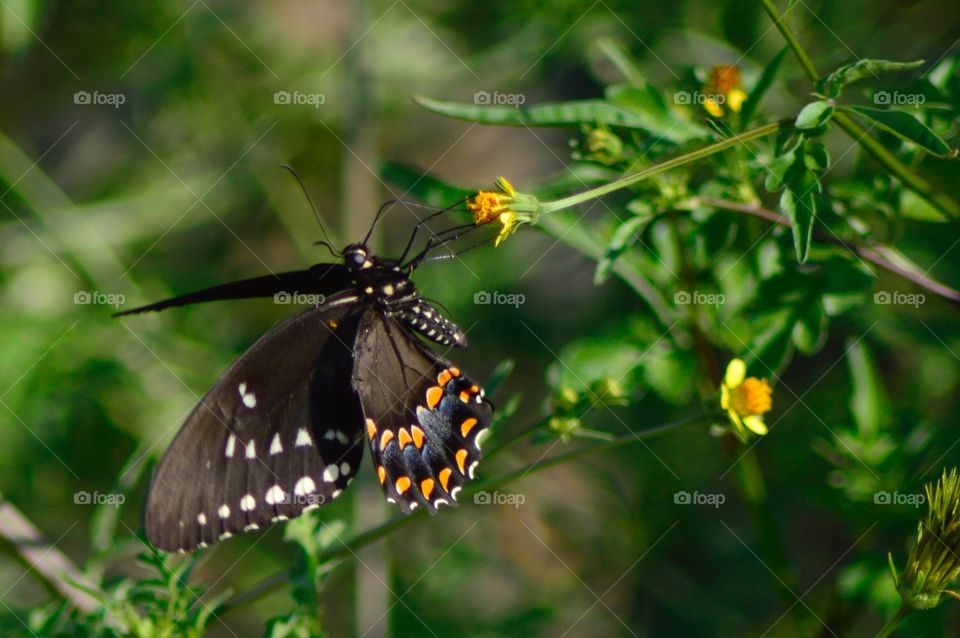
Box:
[118,209,491,553]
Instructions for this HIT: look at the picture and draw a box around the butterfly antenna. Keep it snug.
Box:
[280,164,336,249]
[366,197,470,249]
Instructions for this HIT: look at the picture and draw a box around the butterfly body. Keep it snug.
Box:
[123,241,490,553]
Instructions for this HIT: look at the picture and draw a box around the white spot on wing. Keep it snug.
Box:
[218,504,230,518]
[322,465,339,483]
[332,489,342,498]
[240,494,256,511]
[238,382,257,408]
[450,487,461,501]
[244,523,259,531]
[335,431,349,444]
[225,434,236,458]
[295,428,313,447]
[245,439,256,459]
[197,513,207,525]
[468,461,479,479]
[294,476,316,496]
[340,462,351,476]
[270,433,283,455]
[265,485,285,505]
[219,532,233,540]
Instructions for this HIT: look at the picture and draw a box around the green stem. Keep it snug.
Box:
[218,410,710,615]
[873,603,912,638]
[538,121,787,214]
[757,0,960,218]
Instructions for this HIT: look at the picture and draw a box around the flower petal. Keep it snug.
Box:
[724,358,746,388]
[720,385,730,410]
[743,415,768,435]
[727,409,744,434]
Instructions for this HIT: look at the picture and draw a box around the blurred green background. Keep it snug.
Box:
[1,0,959,636]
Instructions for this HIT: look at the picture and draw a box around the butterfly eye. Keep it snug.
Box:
[347,250,366,268]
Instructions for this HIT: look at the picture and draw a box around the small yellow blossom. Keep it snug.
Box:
[720,358,772,437]
[466,176,540,247]
[703,65,748,118]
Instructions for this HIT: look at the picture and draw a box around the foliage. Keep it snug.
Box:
[1,0,959,636]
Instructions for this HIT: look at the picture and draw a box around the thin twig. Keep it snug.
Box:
[0,497,102,614]
[700,197,960,307]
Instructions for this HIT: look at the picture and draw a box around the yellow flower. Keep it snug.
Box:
[703,65,748,118]
[466,176,540,247]
[720,358,772,437]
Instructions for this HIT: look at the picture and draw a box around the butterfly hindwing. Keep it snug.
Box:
[145,294,366,552]
[351,309,491,513]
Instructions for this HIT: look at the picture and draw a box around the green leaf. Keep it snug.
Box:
[791,301,828,355]
[900,189,949,222]
[745,308,795,376]
[795,100,835,130]
[780,147,821,263]
[596,37,645,87]
[764,150,796,193]
[415,95,704,142]
[846,339,890,436]
[741,46,788,128]
[803,141,830,171]
[484,358,516,397]
[842,106,955,157]
[594,214,650,284]
[821,257,874,316]
[819,58,925,98]
[605,84,707,142]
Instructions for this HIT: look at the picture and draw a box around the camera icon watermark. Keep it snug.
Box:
[273,90,326,108]
[274,291,326,305]
[473,290,525,307]
[674,290,725,307]
[673,90,724,106]
[74,491,125,507]
[474,490,525,508]
[74,90,126,108]
[473,90,526,107]
[874,490,925,508]
[873,90,925,107]
[673,490,725,508]
[873,291,924,307]
[74,290,125,307]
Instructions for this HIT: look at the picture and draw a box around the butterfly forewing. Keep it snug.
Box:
[352,310,491,514]
[145,294,365,552]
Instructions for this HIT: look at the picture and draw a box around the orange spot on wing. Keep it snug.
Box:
[411,425,425,448]
[395,476,411,494]
[449,367,461,378]
[426,386,443,409]
[459,391,471,402]
[470,385,479,393]
[439,468,452,491]
[455,449,468,474]
[328,319,338,329]
[421,478,435,499]
[378,466,386,484]
[437,369,452,387]
[460,418,478,437]
[366,418,377,440]
[380,430,394,450]
[398,428,412,449]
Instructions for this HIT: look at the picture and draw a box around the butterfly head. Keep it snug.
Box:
[343,244,373,271]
